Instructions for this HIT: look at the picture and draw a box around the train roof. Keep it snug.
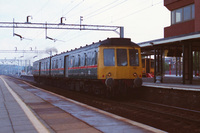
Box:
[33,38,140,63]
[99,38,139,47]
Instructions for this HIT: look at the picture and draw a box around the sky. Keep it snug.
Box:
[0,0,170,65]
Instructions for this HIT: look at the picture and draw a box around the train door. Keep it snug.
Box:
[39,62,41,76]
[49,58,51,76]
[64,55,69,77]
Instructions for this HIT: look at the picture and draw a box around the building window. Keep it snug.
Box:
[183,5,191,21]
[172,10,176,24]
[171,4,195,25]
[192,4,195,19]
[176,8,182,23]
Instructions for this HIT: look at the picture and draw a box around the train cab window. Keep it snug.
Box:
[129,49,139,66]
[104,49,115,66]
[117,49,127,66]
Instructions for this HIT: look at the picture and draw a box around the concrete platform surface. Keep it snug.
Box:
[143,81,200,91]
[0,75,166,133]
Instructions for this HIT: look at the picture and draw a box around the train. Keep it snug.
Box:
[33,38,143,97]
[142,58,154,77]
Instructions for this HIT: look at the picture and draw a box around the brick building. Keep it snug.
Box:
[164,0,200,37]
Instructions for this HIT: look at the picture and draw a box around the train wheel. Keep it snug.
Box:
[83,82,90,93]
[93,82,103,95]
[122,87,127,98]
[105,87,113,99]
[93,86,101,95]
[79,81,84,92]
[106,90,111,98]
[65,81,70,90]
[75,81,80,91]
[70,82,75,91]
[100,87,107,97]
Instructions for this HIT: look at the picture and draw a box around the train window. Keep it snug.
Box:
[72,56,75,67]
[60,58,62,68]
[70,56,75,67]
[56,59,58,68]
[74,56,78,67]
[80,54,84,66]
[117,49,127,66]
[46,62,48,70]
[94,51,97,65]
[104,49,115,66]
[52,60,54,69]
[90,51,96,65]
[84,53,87,66]
[87,52,92,66]
[129,49,139,66]
[78,55,81,66]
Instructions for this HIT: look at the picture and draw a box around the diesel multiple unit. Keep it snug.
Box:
[33,38,142,97]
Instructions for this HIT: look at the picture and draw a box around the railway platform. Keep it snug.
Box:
[141,75,200,111]
[0,75,166,133]
[143,75,200,91]
[143,80,200,91]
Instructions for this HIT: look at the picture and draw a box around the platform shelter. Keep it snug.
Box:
[139,32,200,84]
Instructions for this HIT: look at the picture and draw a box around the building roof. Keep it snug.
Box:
[138,31,200,47]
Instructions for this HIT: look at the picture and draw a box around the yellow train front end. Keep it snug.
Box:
[97,39,142,95]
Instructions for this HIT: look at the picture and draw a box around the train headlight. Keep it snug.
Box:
[108,72,111,77]
[133,72,138,77]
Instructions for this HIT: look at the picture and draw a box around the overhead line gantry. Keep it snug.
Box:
[0,17,124,39]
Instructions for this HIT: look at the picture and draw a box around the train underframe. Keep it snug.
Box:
[34,76,138,98]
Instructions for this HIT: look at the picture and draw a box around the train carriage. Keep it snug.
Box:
[33,38,143,97]
[142,58,154,77]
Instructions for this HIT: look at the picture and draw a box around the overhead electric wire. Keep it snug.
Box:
[113,0,163,23]
[85,0,128,20]
[62,0,85,17]
[53,0,163,47]
[66,0,102,18]
[84,0,121,19]
[22,0,83,47]
[19,0,82,51]
[40,0,124,43]
[33,0,51,18]
[34,0,85,47]
[53,0,127,44]
[15,0,163,56]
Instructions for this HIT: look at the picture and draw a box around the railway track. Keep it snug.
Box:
[8,76,200,132]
